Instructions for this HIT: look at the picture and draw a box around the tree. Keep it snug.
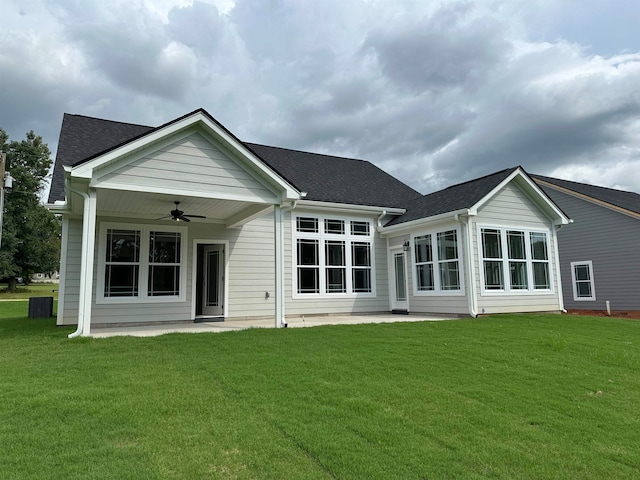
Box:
[0,129,60,292]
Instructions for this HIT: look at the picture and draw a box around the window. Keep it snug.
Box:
[99,224,185,303]
[148,231,181,296]
[105,229,140,297]
[414,234,434,291]
[480,227,552,293]
[412,229,462,294]
[571,261,595,301]
[294,215,374,295]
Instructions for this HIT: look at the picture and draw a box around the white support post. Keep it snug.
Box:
[71,188,98,338]
[274,205,285,327]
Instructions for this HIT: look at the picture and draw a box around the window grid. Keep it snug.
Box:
[413,229,462,294]
[571,261,595,301]
[294,216,374,295]
[480,227,552,293]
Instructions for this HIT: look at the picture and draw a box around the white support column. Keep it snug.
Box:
[72,188,98,338]
[274,205,285,327]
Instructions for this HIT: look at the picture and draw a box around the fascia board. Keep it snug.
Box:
[296,199,405,216]
[379,208,470,236]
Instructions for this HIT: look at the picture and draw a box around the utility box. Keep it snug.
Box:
[28,297,54,318]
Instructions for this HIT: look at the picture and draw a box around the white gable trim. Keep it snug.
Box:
[468,168,570,225]
[71,110,301,201]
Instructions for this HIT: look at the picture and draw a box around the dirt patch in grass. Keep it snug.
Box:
[567,309,640,319]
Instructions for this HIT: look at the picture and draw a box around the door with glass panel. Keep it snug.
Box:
[202,245,224,317]
[391,250,409,311]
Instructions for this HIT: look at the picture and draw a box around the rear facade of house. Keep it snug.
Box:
[48,109,569,334]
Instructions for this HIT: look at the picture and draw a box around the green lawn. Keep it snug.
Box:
[0,305,638,479]
[0,283,59,300]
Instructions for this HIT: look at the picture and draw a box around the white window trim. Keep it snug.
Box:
[292,214,376,298]
[97,222,188,304]
[410,227,465,296]
[477,224,553,295]
[571,261,596,301]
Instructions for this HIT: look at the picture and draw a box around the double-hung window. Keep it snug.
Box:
[294,216,374,295]
[99,224,186,303]
[413,229,462,294]
[571,261,595,301]
[480,226,551,293]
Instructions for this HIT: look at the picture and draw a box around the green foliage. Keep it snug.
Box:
[0,129,60,289]
[0,313,639,479]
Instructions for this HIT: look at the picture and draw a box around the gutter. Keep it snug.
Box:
[455,212,478,318]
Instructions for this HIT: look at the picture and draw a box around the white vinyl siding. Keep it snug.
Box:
[96,133,279,203]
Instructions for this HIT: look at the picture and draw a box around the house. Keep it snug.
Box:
[532,174,640,312]
[47,108,570,337]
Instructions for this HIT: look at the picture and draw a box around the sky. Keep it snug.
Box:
[1,0,640,196]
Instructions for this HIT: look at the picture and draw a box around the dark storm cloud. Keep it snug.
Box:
[363,3,510,93]
[2,0,640,196]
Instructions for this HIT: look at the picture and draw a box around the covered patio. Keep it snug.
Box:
[90,313,461,338]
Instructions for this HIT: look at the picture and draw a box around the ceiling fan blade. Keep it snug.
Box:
[178,215,191,222]
[155,215,172,220]
[183,214,206,219]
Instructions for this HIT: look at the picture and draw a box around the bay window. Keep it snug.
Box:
[294,216,374,295]
[480,226,551,293]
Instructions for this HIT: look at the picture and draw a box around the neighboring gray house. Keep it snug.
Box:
[533,174,640,312]
[47,108,569,337]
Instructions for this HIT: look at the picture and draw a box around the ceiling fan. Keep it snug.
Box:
[158,201,206,222]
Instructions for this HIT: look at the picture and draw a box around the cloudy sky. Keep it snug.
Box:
[2,0,640,195]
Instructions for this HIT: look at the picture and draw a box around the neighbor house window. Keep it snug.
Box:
[412,229,461,294]
[571,261,595,301]
[294,215,374,295]
[480,227,552,293]
[99,224,185,303]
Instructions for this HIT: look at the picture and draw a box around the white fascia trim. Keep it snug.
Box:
[469,168,570,225]
[70,111,301,200]
[91,181,280,204]
[46,202,69,213]
[296,199,405,216]
[379,209,470,236]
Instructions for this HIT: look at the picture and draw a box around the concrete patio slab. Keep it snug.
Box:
[90,313,459,338]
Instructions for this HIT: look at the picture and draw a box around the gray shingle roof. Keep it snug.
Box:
[48,114,153,203]
[531,174,640,215]
[385,167,519,226]
[245,143,422,207]
[48,111,421,209]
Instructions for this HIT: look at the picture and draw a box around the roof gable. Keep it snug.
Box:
[385,167,569,228]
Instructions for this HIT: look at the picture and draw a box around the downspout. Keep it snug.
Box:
[456,212,478,318]
[66,179,90,338]
[376,210,388,231]
[274,197,301,328]
[553,224,567,313]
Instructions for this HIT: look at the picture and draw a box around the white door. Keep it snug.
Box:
[391,250,409,311]
[202,245,224,316]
